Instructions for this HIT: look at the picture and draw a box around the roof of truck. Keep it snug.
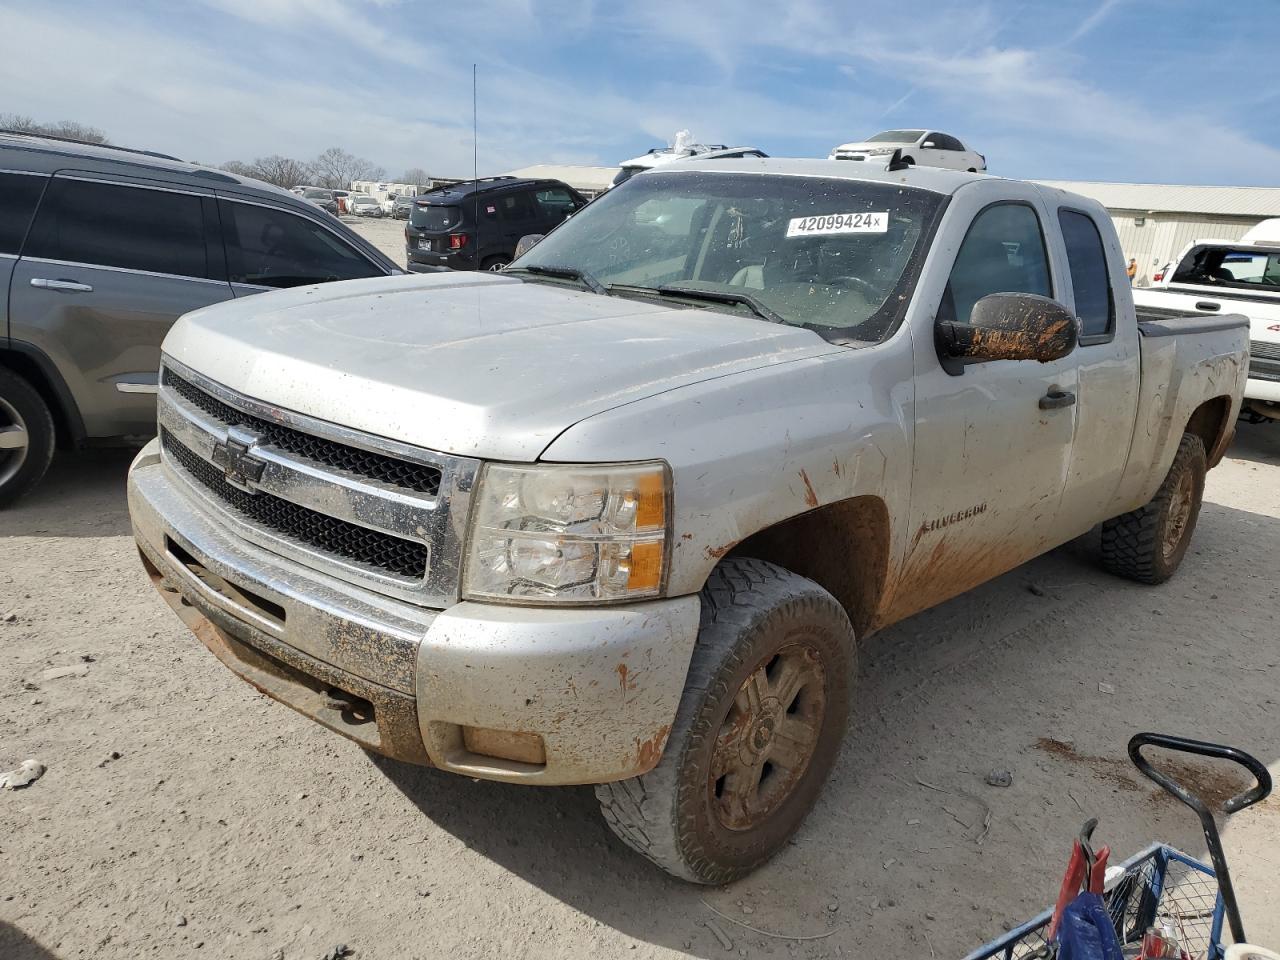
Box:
[653,155,987,194]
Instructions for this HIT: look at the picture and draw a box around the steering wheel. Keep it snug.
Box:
[826,275,879,298]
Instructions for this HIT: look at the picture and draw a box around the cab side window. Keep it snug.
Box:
[25,178,209,279]
[1058,210,1114,339]
[943,203,1052,325]
[534,187,578,223]
[219,200,381,288]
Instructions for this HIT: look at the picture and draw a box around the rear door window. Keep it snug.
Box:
[944,203,1052,325]
[1058,210,1114,338]
[0,172,47,255]
[219,199,382,288]
[498,191,538,224]
[24,177,209,279]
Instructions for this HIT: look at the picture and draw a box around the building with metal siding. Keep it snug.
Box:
[1035,181,1280,286]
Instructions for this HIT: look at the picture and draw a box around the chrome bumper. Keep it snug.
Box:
[129,440,701,784]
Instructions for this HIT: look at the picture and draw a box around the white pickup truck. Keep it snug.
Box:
[128,159,1248,884]
[1134,219,1280,422]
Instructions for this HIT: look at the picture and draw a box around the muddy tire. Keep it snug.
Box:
[595,558,856,884]
[1100,433,1206,584]
[0,368,56,509]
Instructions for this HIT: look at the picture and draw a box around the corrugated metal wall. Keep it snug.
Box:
[1108,213,1258,286]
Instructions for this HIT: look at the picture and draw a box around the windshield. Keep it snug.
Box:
[1172,245,1280,290]
[867,130,923,144]
[512,171,945,340]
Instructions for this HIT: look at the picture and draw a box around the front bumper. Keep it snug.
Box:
[129,440,701,784]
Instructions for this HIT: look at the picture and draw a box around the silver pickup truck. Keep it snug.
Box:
[128,159,1247,884]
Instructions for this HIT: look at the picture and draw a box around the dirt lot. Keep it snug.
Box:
[3,406,1279,959]
[347,214,409,267]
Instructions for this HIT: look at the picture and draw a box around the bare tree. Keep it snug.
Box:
[252,155,311,188]
[220,160,257,178]
[309,147,386,189]
[1,113,109,144]
[401,167,432,188]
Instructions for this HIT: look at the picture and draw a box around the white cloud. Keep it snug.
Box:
[2,0,1276,185]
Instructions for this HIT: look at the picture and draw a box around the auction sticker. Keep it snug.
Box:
[786,211,887,237]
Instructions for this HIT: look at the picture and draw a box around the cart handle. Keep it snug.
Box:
[1127,732,1272,946]
[1128,733,1271,815]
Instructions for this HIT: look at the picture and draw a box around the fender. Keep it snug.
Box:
[0,339,88,447]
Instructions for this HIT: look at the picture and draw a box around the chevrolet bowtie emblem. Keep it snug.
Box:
[211,427,266,492]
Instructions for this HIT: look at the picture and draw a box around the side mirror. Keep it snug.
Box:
[513,234,545,260]
[936,293,1077,372]
[922,140,936,148]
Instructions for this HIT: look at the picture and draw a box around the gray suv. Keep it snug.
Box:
[0,132,400,506]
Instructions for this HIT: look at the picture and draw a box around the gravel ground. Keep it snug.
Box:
[346,214,410,267]
[3,402,1279,959]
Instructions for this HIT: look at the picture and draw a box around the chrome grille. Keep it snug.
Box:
[163,369,441,496]
[1251,340,1280,362]
[156,357,480,607]
[162,430,428,579]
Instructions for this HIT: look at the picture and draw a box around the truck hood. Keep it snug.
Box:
[163,271,840,461]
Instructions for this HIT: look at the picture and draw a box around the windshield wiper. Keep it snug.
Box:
[507,264,608,296]
[654,284,787,325]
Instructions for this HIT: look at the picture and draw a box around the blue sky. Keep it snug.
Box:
[4,0,1278,184]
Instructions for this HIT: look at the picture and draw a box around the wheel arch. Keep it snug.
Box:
[1184,395,1233,468]
[0,342,85,449]
[720,495,891,638]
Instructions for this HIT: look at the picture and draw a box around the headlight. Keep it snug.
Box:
[462,462,670,604]
[867,147,896,156]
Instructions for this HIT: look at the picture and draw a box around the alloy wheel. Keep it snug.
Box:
[710,643,827,831]
[0,396,30,488]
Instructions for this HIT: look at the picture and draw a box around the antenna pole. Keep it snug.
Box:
[473,63,479,267]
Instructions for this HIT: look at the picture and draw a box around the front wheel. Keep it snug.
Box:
[595,558,856,884]
[0,368,56,509]
[1100,433,1206,584]
[480,256,510,272]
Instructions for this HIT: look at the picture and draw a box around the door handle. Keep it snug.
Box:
[1039,389,1076,410]
[1195,301,1220,312]
[31,278,94,293]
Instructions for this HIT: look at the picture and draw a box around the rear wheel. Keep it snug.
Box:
[481,256,510,272]
[0,368,56,509]
[595,558,856,884]
[1100,433,1206,584]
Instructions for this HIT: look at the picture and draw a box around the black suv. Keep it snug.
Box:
[405,177,586,272]
[0,131,399,507]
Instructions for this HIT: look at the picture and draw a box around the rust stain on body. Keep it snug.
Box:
[634,724,672,774]
[706,543,732,559]
[799,469,818,508]
[875,532,1029,629]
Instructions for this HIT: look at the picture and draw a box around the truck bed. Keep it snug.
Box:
[1135,304,1249,337]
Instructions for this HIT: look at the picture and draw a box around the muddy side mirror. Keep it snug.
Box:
[513,234,545,260]
[936,292,1078,374]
